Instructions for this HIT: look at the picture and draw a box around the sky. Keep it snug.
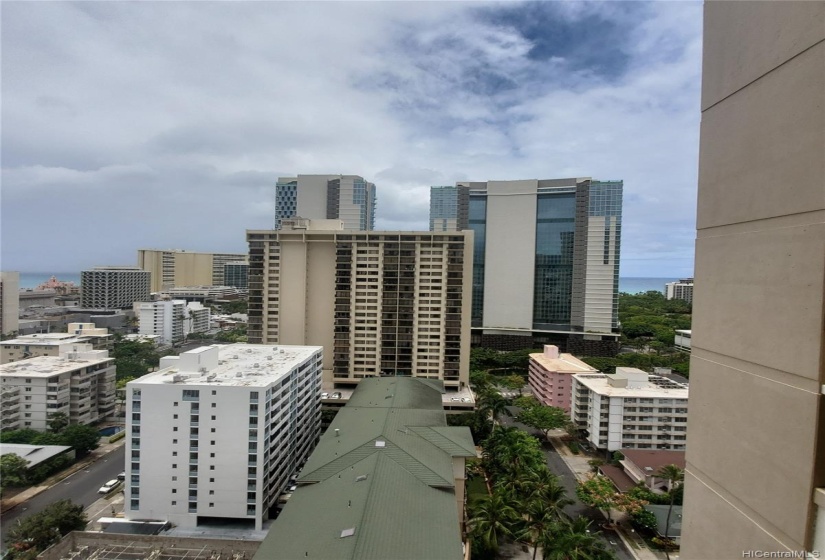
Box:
[1,1,702,277]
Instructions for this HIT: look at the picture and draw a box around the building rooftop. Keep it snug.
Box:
[2,333,84,345]
[255,377,476,560]
[0,444,73,468]
[0,351,112,378]
[573,372,689,399]
[621,449,687,472]
[132,344,322,388]
[530,350,597,374]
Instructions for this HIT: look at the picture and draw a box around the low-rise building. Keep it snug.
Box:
[528,345,597,411]
[619,448,686,493]
[0,346,116,430]
[674,329,691,352]
[1,324,113,364]
[254,377,476,560]
[125,344,323,531]
[571,368,689,452]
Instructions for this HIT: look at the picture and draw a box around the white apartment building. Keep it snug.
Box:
[247,219,473,389]
[125,344,323,531]
[0,345,116,431]
[1,324,113,364]
[665,278,694,304]
[184,302,210,336]
[1,271,20,336]
[81,266,151,309]
[571,368,689,452]
[138,300,185,345]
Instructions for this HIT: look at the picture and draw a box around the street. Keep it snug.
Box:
[1,446,125,549]
[499,412,634,560]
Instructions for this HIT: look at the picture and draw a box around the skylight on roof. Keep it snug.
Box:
[341,528,356,538]
[375,440,385,448]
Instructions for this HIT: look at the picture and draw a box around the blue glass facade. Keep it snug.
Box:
[274,181,297,229]
[533,192,577,329]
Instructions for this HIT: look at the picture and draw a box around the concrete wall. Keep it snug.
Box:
[681,2,825,557]
[482,180,538,330]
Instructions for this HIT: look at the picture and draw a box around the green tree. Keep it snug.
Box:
[542,517,616,560]
[501,374,527,395]
[60,424,101,456]
[656,464,684,553]
[5,499,87,559]
[468,489,519,556]
[47,412,69,433]
[576,475,647,526]
[630,507,658,532]
[1,453,30,487]
[518,405,569,440]
[0,429,40,444]
[477,392,510,431]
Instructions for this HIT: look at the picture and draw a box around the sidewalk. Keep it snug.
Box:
[0,438,126,514]
[547,435,668,560]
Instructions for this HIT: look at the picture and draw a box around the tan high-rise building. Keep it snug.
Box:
[137,249,247,292]
[246,219,472,389]
[0,271,20,336]
[681,2,825,557]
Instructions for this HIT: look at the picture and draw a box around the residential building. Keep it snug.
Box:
[1,324,113,364]
[433,178,622,354]
[274,175,376,230]
[674,329,691,353]
[0,345,116,430]
[570,368,689,452]
[138,300,185,345]
[430,185,469,231]
[223,261,249,290]
[184,302,210,337]
[528,344,596,411]
[81,266,150,309]
[247,219,473,390]
[599,448,686,496]
[681,2,825,557]
[124,344,323,531]
[254,377,476,560]
[137,249,247,292]
[1,271,20,336]
[665,278,694,304]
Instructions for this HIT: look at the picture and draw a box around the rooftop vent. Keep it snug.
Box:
[340,528,355,538]
[355,474,368,482]
[374,440,385,448]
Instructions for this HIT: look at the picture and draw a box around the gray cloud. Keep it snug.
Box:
[1,1,701,276]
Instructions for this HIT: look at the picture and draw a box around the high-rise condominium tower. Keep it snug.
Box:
[275,175,376,230]
[247,219,472,389]
[431,179,622,354]
[430,185,470,231]
[681,2,825,557]
[81,266,151,309]
[138,249,247,292]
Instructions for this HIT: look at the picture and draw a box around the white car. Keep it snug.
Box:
[321,392,329,399]
[98,479,120,494]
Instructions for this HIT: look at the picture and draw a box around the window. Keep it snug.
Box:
[172,464,177,469]
[173,414,178,419]
[173,427,178,432]
[172,501,177,506]
[172,476,177,481]
[209,490,214,495]
[172,451,177,457]
[172,489,177,494]
[182,390,199,401]
[210,465,215,470]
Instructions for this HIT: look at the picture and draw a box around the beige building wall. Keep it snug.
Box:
[1,271,20,336]
[681,2,825,558]
[138,250,247,292]
[294,175,331,221]
[483,180,538,330]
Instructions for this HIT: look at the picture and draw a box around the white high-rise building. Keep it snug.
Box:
[274,175,377,230]
[125,344,323,531]
[665,278,694,304]
[0,345,116,430]
[138,300,185,345]
[570,368,689,452]
[81,266,150,309]
[184,302,210,336]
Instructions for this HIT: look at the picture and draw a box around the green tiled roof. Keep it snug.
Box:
[254,378,475,560]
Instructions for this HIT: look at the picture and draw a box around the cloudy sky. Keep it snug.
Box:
[1,1,702,277]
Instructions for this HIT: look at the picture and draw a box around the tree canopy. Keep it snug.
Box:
[5,500,87,559]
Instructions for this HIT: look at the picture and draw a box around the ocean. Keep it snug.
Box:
[15,272,675,294]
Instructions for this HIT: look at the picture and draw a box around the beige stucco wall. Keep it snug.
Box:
[482,180,537,330]
[682,2,825,557]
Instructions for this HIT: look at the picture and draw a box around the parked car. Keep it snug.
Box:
[321,392,329,399]
[98,479,120,494]
[117,472,126,481]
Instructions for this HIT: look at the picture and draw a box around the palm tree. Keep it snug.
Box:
[655,464,684,555]
[467,489,519,555]
[543,517,615,560]
[519,497,559,560]
[478,392,509,431]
